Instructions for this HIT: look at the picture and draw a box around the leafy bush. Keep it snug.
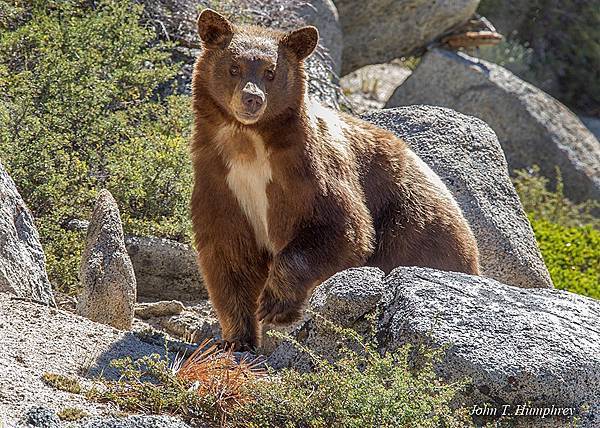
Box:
[513,166,599,229]
[45,327,472,427]
[233,326,471,428]
[529,217,600,299]
[57,408,89,422]
[513,167,599,298]
[474,39,535,79]
[0,0,193,294]
[87,354,225,422]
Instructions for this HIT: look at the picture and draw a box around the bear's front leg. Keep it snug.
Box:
[257,223,359,325]
[256,270,308,325]
[199,244,269,350]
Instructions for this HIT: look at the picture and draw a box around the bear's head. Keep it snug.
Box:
[195,9,318,125]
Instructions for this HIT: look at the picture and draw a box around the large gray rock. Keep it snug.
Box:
[294,0,343,76]
[386,49,600,203]
[340,62,412,113]
[78,415,194,428]
[77,190,136,330]
[143,0,344,107]
[23,406,61,428]
[0,293,184,423]
[21,410,196,428]
[581,116,600,142]
[0,162,54,305]
[333,0,479,74]
[270,267,599,427]
[125,235,207,301]
[362,106,552,289]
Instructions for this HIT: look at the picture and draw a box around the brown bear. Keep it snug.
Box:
[190,9,480,350]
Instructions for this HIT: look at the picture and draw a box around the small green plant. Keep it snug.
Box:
[474,39,535,78]
[513,166,599,229]
[42,372,82,394]
[86,354,215,420]
[57,407,89,421]
[513,166,600,298]
[43,322,472,427]
[400,56,421,71]
[530,217,600,298]
[85,340,265,426]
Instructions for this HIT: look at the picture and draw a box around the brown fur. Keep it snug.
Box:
[190,10,480,350]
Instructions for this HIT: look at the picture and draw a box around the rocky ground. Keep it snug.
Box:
[271,267,600,427]
[0,293,168,423]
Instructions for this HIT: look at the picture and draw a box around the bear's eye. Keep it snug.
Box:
[264,69,275,81]
[229,65,240,76]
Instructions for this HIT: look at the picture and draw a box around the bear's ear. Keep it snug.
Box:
[281,26,319,60]
[197,9,233,49]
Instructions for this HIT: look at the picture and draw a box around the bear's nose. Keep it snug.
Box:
[241,82,265,114]
[242,91,264,114]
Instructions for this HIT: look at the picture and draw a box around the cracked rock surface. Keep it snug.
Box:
[270,266,600,427]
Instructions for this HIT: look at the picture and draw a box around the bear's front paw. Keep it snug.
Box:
[256,287,303,326]
[215,337,257,353]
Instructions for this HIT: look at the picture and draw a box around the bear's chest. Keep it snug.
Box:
[215,125,274,253]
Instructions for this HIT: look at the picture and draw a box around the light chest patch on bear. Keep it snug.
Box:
[214,124,273,252]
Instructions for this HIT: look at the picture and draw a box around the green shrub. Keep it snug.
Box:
[69,324,472,427]
[513,167,599,298]
[474,39,535,79]
[0,0,193,294]
[529,217,600,299]
[57,408,89,422]
[513,166,599,229]
[233,326,471,428]
[86,354,218,421]
[42,372,82,394]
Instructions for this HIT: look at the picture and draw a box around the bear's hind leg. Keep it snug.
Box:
[367,202,479,275]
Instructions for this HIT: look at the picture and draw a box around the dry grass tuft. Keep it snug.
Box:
[76,339,266,425]
[176,339,266,414]
[42,372,82,394]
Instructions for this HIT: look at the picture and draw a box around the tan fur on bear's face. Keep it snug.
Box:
[196,9,318,126]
